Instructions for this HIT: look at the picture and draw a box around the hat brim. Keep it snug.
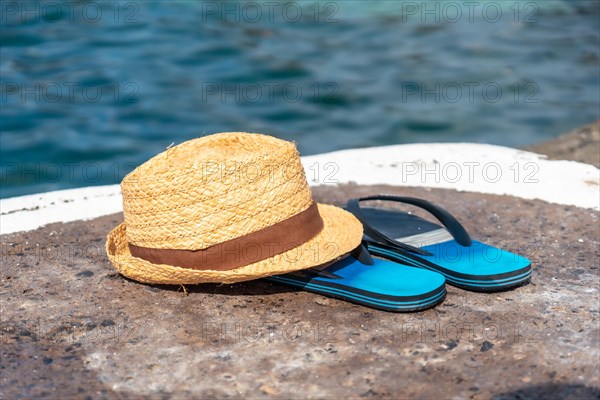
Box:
[106,204,363,284]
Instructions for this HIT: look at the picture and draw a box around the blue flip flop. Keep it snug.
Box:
[266,245,447,312]
[346,195,531,292]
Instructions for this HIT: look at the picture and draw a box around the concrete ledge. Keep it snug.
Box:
[1,137,598,397]
[527,119,600,168]
[301,143,598,208]
[2,143,598,234]
[1,186,122,235]
[1,185,598,399]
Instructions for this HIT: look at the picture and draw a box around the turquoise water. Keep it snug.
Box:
[1,0,599,198]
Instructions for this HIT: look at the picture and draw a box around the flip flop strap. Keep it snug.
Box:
[302,244,374,280]
[347,195,472,255]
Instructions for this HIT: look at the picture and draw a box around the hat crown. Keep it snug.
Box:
[121,132,314,250]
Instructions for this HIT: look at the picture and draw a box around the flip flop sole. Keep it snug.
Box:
[266,275,447,312]
[368,243,532,292]
[351,203,532,293]
[265,257,447,312]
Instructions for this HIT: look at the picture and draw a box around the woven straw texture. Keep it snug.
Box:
[106,132,363,284]
[107,204,362,284]
[121,132,313,250]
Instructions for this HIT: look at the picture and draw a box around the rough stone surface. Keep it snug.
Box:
[526,119,600,168]
[1,185,599,399]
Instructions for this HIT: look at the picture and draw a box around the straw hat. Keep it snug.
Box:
[106,132,363,284]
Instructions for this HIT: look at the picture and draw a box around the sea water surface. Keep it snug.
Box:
[1,0,599,198]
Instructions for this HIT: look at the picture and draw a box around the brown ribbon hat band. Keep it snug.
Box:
[129,202,324,271]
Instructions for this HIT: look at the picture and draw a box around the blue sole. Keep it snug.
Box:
[369,244,531,292]
[264,256,447,312]
[266,275,447,312]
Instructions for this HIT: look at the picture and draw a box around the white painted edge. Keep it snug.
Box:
[1,143,598,235]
